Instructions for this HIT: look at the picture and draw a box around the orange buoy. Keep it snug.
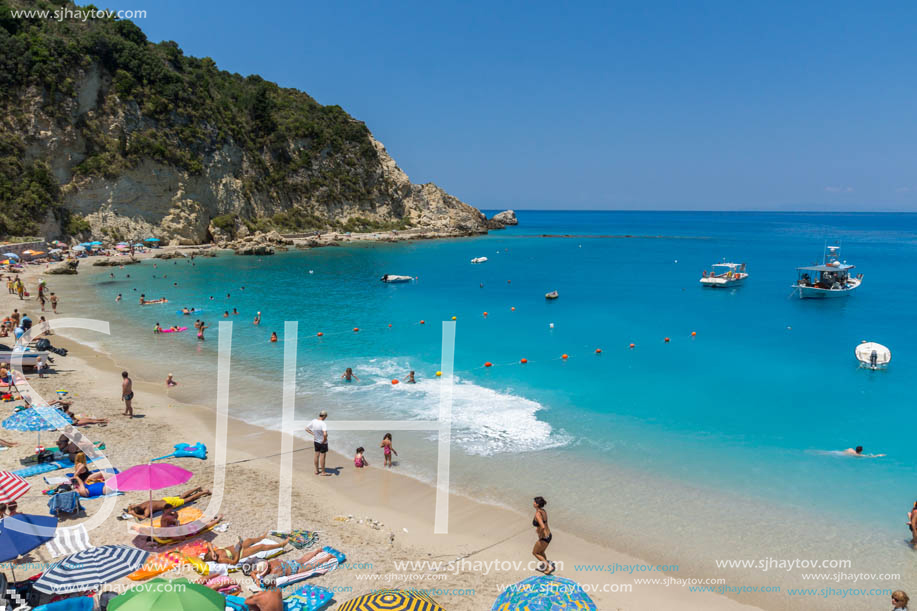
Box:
[629,343,635,349]
[664,337,670,342]
[420,320,425,324]
[691,331,697,337]
[595,348,602,354]
[353,327,359,332]
[511,307,516,311]
[485,362,493,367]
[520,358,528,364]
[483,312,488,316]
[388,324,392,327]
[562,354,569,360]
[391,379,399,385]
[317,332,323,337]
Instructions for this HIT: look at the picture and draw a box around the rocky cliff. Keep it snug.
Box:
[0,0,499,243]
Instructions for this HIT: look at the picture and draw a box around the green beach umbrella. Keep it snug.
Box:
[108,578,224,611]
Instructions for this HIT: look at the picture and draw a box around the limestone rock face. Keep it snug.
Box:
[92,257,139,266]
[45,260,79,275]
[491,210,518,225]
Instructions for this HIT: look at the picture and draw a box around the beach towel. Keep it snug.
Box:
[128,539,209,581]
[283,584,335,611]
[47,491,83,516]
[32,597,94,611]
[131,506,203,535]
[43,524,91,559]
[224,595,249,611]
[270,529,318,550]
[13,459,73,478]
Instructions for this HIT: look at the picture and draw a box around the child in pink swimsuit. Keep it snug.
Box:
[353,447,368,468]
[380,433,398,468]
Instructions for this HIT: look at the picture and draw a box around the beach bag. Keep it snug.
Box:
[37,449,55,463]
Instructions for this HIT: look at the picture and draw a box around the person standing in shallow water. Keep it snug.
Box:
[532,496,554,574]
[305,410,329,476]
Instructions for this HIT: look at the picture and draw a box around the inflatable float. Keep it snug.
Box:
[128,539,209,581]
[152,442,207,461]
[160,327,188,334]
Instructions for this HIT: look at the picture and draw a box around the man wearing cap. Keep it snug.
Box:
[306,410,329,476]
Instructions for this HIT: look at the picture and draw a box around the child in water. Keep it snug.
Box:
[341,367,358,382]
[270,332,278,343]
[354,447,368,468]
[380,433,397,467]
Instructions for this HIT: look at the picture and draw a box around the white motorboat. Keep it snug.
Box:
[855,341,890,370]
[545,291,558,300]
[380,275,412,283]
[471,257,488,264]
[700,262,748,288]
[792,245,862,299]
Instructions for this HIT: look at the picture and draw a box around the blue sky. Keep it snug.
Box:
[83,1,917,211]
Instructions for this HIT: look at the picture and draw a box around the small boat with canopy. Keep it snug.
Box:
[700,262,748,288]
[792,245,862,299]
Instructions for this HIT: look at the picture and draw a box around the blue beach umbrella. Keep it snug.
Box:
[144,237,160,242]
[492,575,597,611]
[2,253,19,260]
[0,513,58,581]
[3,406,72,447]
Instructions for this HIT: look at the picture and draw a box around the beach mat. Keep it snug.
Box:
[13,460,74,478]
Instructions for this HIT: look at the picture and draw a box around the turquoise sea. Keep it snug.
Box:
[57,211,917,608]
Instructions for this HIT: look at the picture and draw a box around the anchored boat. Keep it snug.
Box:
[380,274,412,283]
[700,262,748,288]
[856,341,890,370]
[792,245,862,299]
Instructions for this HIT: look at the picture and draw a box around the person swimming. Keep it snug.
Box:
[841,445,885,457]
[253,311,261,325]
[403,370,416,384]
[270,332,278,343]
[341,367,358,382]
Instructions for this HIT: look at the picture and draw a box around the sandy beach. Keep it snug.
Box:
[0,251,766,610]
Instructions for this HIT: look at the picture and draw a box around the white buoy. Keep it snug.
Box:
[549,323,554,329]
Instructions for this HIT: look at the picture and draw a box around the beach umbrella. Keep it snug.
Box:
[2,406,72,447]
[72,245,86,252]
[339,589,446,611]
[107,463,193,539]
[0,471,30,504]
[2,253,19,260]
[35,544,149,594]
[491,575,597,611]
[144,237,160,242]
[0,514,58,581]
[89,241,103,246]
[108,577,224,611]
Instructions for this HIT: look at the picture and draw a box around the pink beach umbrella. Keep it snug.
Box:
[108,463,193,539]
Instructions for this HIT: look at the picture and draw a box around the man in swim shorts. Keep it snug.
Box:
[121,371,133,418]
[306,410,329,476]
[126,487,211,519]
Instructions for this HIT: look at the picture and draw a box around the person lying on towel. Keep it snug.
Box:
[203,534,287,565]
[249,548,337,587]
[125,487,211,519]
[70,476,116,498]
[245,589,282,611]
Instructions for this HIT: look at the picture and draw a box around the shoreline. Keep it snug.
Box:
[0,251,768,610]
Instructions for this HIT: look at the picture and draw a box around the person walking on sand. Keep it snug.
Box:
[532,496,554,574]
[306,410,330,476]
[121,371,134,418]
[49,292,58,313]
[380,433,398,467]
[16,279,23,300]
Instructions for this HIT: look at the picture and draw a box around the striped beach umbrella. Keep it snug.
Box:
[0,471,30,504]
[491,575,597,611]
[108,577,224,611]
[339,589,445,611]
[35,544,149,594]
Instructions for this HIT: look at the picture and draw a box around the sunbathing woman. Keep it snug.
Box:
[73,452,106,484]
[60,407,108,427]
[126,487,211,519]
[251,547,339,586]
[203,533,286,565]
[70,476,116,498]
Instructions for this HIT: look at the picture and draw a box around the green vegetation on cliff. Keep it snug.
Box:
[0,0,385,237]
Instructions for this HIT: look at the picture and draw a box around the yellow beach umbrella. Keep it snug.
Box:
[339,589,446,611]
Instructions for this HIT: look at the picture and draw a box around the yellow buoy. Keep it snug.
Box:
[436,371,442,377]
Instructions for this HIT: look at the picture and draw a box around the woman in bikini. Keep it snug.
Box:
[73,452,106,485]
[532,496,554,574]
[204,533,286,565]
[251,547,336,587]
